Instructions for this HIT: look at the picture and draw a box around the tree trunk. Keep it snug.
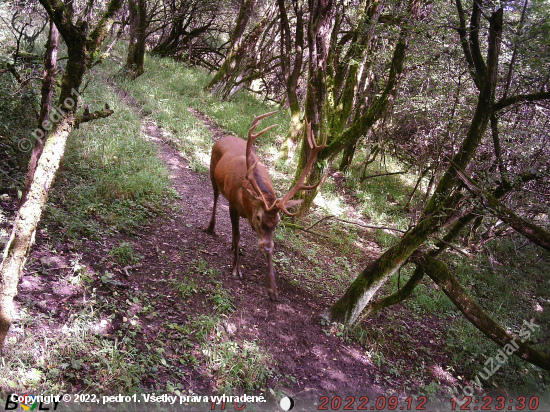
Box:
[288,0,334,215]
[126,0,147,79]
[294,0,418,215]
[338,140,358,171]
[330,8,503,325]
[330,0,384,137]
[205,0,257,93]
[456,167,550,252]
[0,116,74,348]
[214,11,275,100]
[0,0,121,351]
[417,254,549,371]
[21,21,59,206]
[278,0,304,145]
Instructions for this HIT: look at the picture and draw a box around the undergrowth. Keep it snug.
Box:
[1,40,548,404]
[42,63,174,243]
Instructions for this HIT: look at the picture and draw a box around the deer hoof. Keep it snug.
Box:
[267,290,278,301]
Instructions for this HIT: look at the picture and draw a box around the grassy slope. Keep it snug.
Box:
[1,48,549,403]
[98,54,550,397]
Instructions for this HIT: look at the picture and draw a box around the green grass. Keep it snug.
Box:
[114,53,421,307]
[119,55,294,189]
[110,241,142,265]
[0,294,149,395]
[202,338,273,393]
[171,276,199,299]
[442,238,550,396]
[3,38,549,403]
[166,258,270,393]
[43,61,174,242]
[117,58,217,174]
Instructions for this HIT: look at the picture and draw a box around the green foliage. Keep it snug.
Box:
[43,67,174,241]
[0,297,148,395]
[202,338,273,393]
[344,156,413,227]
[0,69,36,194]
[412,283,456,314]
[418,381,441,401]
[110,241,142,266]
[118,55,286,177]
[171,276,199,299]
[1,21,548,401]
[0,6,48,193]
[444,238,550,394]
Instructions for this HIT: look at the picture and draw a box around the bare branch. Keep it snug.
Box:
[493,91,550,111]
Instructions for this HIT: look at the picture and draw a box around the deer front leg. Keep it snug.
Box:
[206,182,219,234]
[229,208,242,277]
[265,251,278,301]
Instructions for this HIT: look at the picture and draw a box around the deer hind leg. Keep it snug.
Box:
[206,181,219,234]
[229,208,242,277]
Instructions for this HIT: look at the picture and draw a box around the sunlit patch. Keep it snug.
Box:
[353,239,368,251]
[26,367,43,384]
[339,345,371,366]
[193,149,210,166]
[431,364,457,385]
[92,318,111,334]
[314,193,345,215]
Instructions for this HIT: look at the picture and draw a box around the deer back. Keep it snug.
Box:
[210,135,277,219]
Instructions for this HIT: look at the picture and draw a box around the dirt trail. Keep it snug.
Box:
[138,110,379,397]
[14,87,388,410]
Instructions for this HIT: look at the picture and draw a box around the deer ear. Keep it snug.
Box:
[283,199,303,209]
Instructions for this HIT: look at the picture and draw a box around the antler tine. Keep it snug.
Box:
[251,124,278,139]
[279,203,299,217]
[246,111,278,170]
[278,120,328,209]
[245,112,279,210]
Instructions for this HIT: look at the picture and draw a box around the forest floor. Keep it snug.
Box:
[6,75,520,411]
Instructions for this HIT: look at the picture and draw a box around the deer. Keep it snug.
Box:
[206,111,327,301]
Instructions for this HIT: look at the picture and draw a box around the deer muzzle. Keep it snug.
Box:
[258,238,274,255]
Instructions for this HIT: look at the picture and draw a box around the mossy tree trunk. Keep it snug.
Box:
[150,1,214,61]
[288,0,334,215]
[214,9,276,100]
[416,254,550,371]
[204,0,257,94]
[355,167,542,322]
[278,0,304,147]
[0,0,121,351]
[126,0,147,79]
[330,7,504,325]
[331,3,550,329]
[456,167,550,252]
[294,0,419,215]
[329,0,384,137]
[21,21,59,206]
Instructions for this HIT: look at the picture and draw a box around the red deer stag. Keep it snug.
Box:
[206,111,326,300]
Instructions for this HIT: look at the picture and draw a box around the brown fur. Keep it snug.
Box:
[207,135,280,300]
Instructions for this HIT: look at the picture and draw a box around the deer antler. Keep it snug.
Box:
[277,120,327,216]
[245,111,278,209]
